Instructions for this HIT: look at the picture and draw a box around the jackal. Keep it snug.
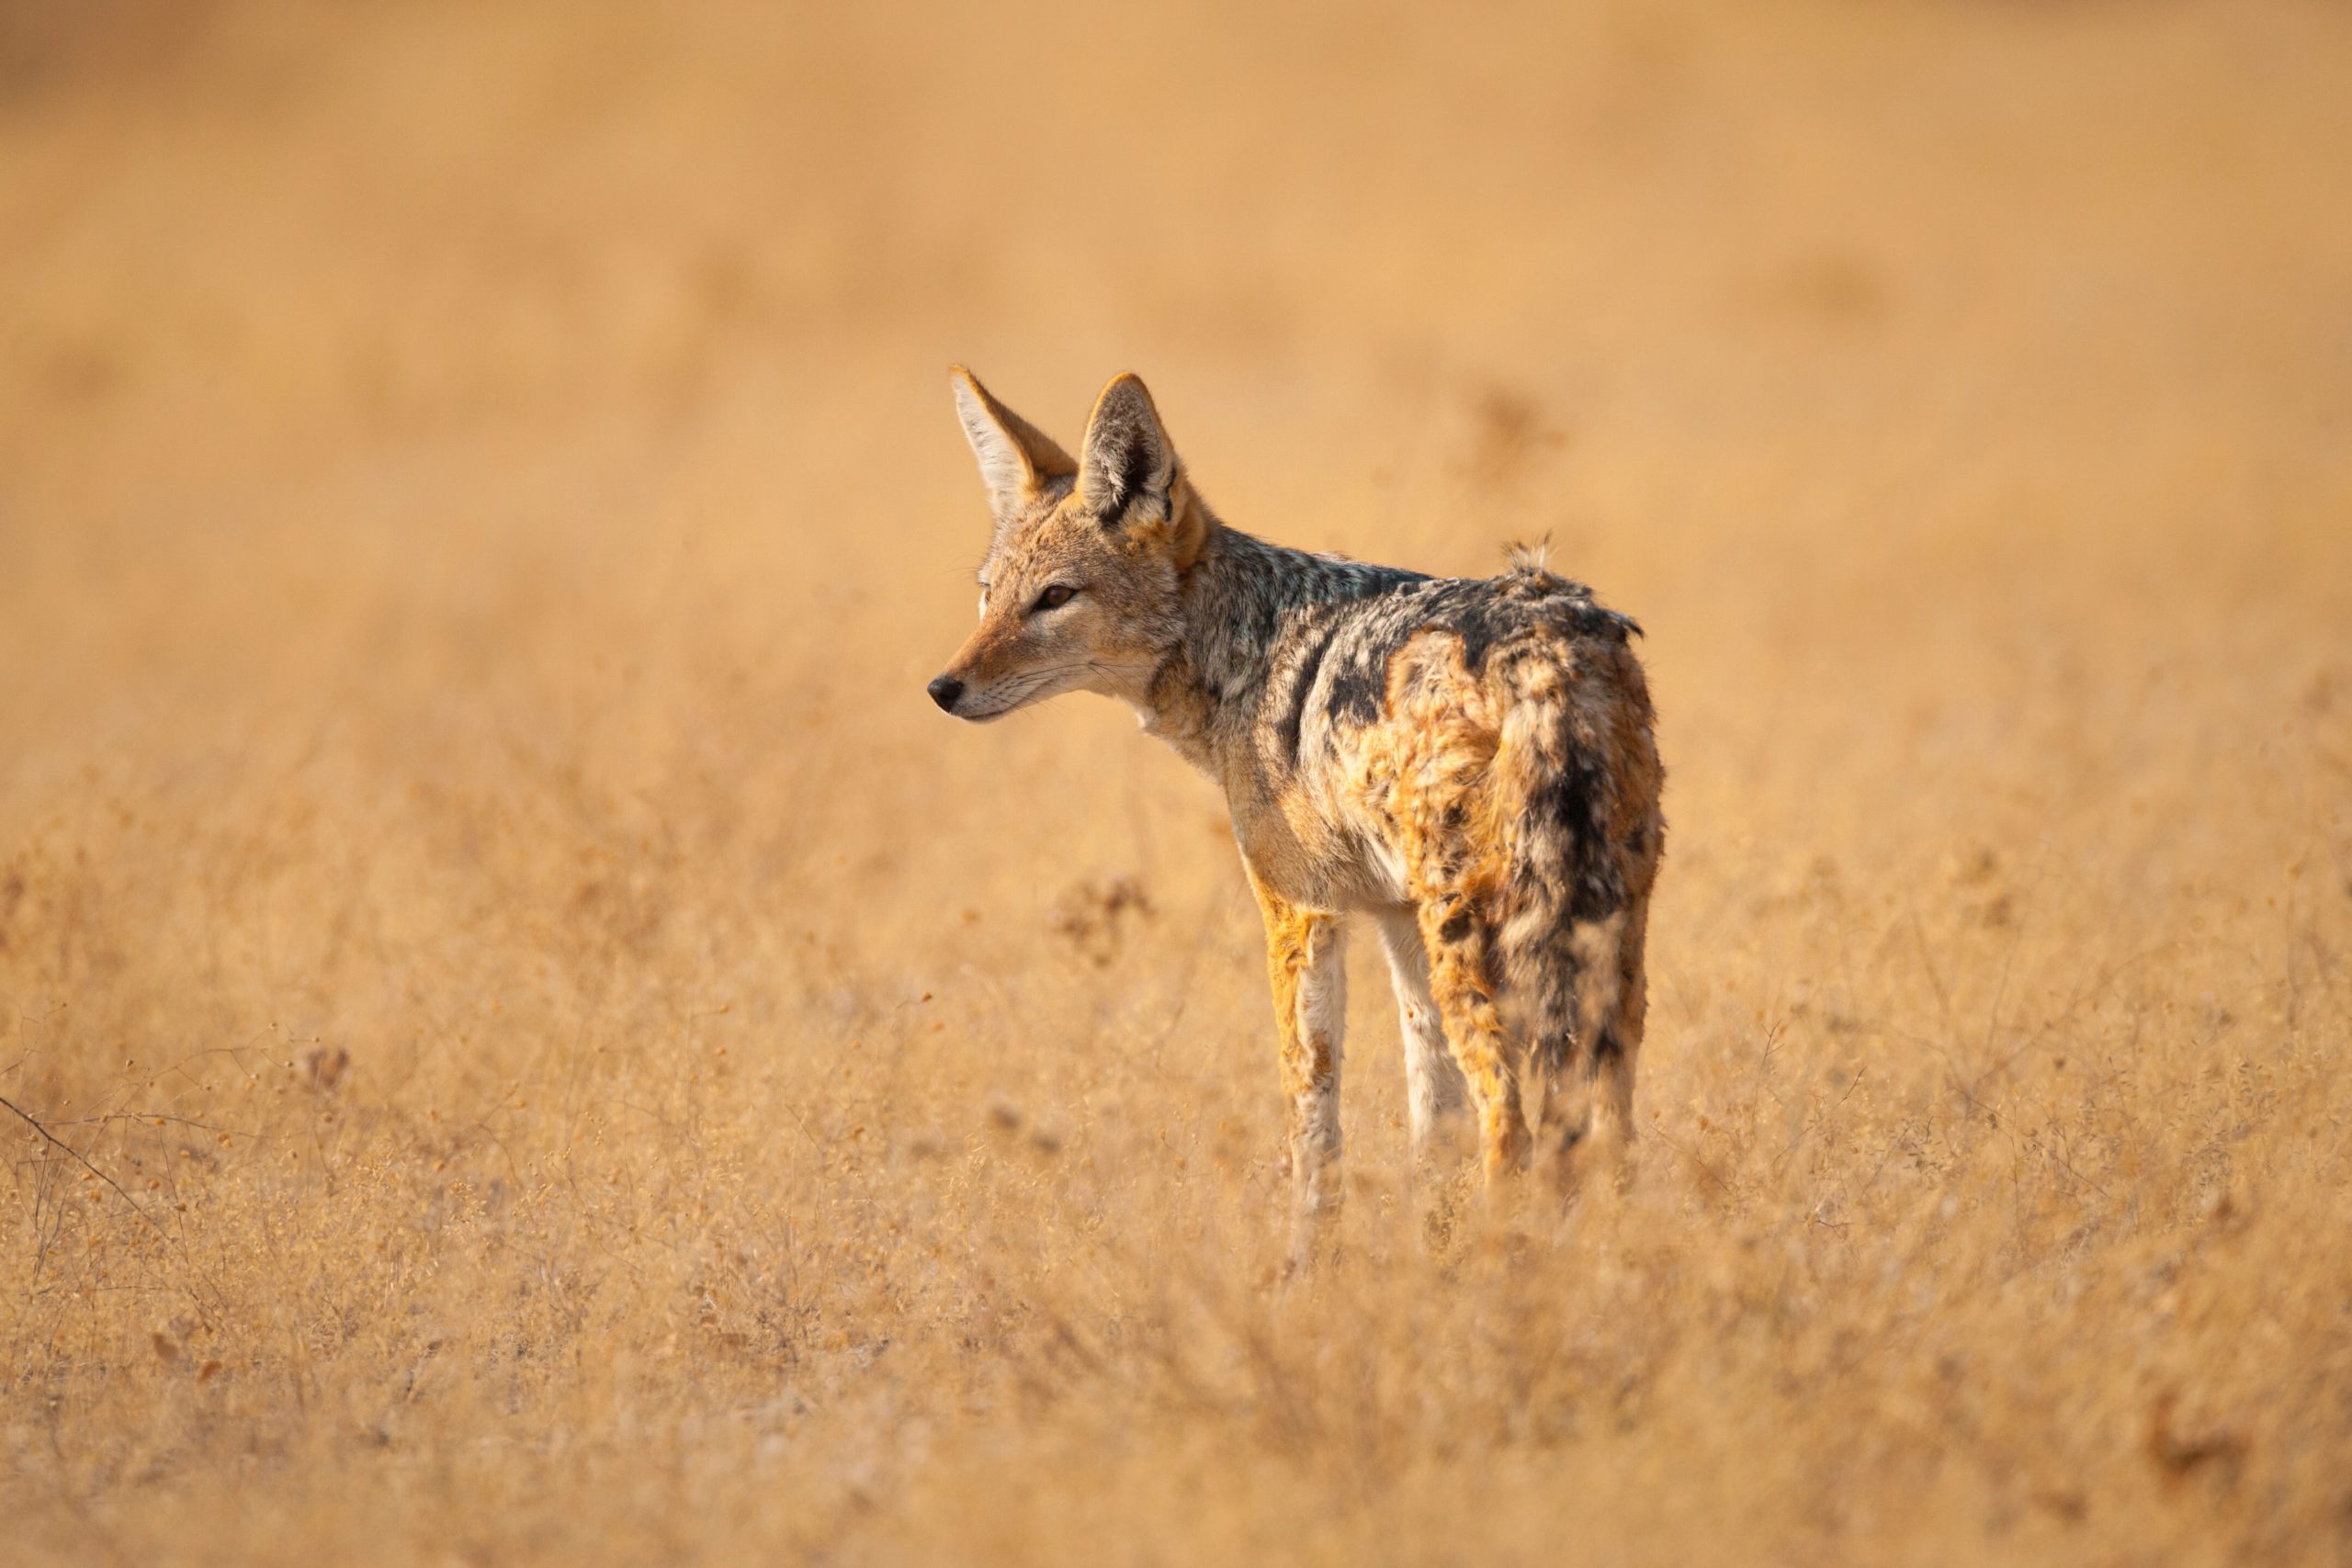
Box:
[929,369,1664,1266]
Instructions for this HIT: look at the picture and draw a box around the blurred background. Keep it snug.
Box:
[5,0,2345,954]
[2,1,2349,1562]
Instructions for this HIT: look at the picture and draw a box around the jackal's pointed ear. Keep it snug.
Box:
[949,367,1076,521]
[1078,373,1178,525]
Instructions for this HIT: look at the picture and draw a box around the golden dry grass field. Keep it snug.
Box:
[4,1,2351,1562]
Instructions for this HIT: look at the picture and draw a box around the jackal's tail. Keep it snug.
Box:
[1488,636,1660,1124]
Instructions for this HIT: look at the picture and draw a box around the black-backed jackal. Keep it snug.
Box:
[929,369,1664,1268]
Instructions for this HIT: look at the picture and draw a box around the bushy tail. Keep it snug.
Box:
[1488,643,1644,1116]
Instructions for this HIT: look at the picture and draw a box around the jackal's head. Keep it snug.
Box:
[927,368,1209,722]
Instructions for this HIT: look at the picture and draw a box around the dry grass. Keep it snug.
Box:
[4,1,2351,1562]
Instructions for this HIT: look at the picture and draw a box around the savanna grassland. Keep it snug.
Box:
[4,2,2350,1562]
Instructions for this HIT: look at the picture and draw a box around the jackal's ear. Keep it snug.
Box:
[1078,373,1179,525]
[949,367,1077,521]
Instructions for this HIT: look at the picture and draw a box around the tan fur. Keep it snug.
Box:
[933,370,1665,1267]
[1247,863,1347,1266]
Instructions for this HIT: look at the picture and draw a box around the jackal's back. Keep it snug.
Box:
[1238,558,1662,927]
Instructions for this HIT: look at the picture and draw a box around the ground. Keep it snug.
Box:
[2,1,2349,1562]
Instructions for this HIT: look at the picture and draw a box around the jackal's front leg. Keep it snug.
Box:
[1374,910,1471,1167]
[1248,868,1346,1275]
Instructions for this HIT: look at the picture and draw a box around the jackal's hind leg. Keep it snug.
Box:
[1590,896,1650,1187]
[1533,902,1649,1199]
[1415,892,1528,1190]
[1248,869,1347,1275]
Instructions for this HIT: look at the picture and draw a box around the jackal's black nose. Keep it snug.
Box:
[926,674,965,713]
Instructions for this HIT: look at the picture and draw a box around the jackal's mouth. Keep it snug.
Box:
[947,665,1077,722]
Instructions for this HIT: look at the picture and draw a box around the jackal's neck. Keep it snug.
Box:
[1136,523,1426,773]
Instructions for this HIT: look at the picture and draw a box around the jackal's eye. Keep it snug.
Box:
[1032,584,1077,614]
